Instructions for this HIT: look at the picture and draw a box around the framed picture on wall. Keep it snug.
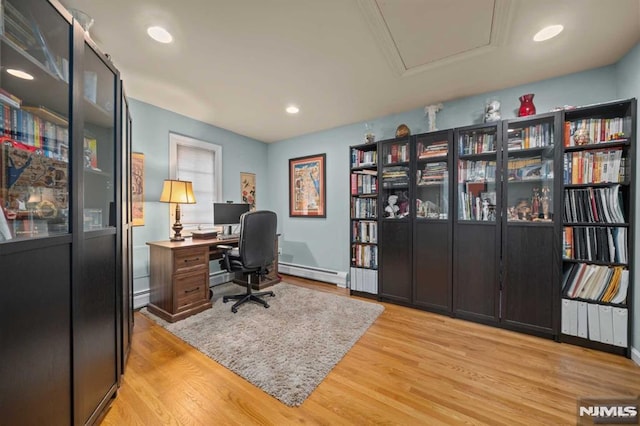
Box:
[289,153,326,217]
[132,152,144,226]
[240,172,256,210]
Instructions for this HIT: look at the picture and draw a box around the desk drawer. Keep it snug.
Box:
[174,247,208,274]
[175,269,209,311]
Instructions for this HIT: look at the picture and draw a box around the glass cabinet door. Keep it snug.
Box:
[505,116,555,222]
[0,0,71,241]
[82,44,116,232]
[381,138,410,219]
[415,133,449,220]
[457,127,498,221]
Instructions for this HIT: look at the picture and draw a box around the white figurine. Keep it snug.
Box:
[484,99,501,122]
[385,194,399,218]
[482,198,490,221]
[424,103,443,131]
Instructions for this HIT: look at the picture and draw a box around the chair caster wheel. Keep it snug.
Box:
[232,307,237,313]
[223,297,228,303]
[264,304,269,309]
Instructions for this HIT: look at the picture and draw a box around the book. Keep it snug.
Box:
[84,137,98,169]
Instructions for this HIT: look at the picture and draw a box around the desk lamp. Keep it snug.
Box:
[160,179,196,241]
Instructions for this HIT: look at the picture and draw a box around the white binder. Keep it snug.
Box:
[577,301,588,338]
[561,299,578,336]
[587,303,601,342]
[598,305,614,345]
[612,307,628,348]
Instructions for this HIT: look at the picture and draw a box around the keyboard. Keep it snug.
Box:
[218,233,239,240]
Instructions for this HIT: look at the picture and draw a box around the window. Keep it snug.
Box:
[169,133,222,232]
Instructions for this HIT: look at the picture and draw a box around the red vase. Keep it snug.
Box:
[518,94,536,117]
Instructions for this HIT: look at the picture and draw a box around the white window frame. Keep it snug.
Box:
[168,132,222,233]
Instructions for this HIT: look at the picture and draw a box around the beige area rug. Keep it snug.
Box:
[141,282,384,407]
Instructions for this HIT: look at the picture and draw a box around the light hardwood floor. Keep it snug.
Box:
[102,275,640,425]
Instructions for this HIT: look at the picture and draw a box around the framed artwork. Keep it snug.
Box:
[240,172,256,210]
[131,152,144,226]
[289,153,326,217]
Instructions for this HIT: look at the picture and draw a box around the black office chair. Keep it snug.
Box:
[219,210,277,313]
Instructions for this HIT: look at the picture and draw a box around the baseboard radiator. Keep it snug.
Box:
[278,262,347,287]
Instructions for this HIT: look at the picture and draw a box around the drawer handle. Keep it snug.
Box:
[184,287,200,294]
[184,257,200,263]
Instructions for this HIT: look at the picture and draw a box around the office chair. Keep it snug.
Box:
[219,210,277,313]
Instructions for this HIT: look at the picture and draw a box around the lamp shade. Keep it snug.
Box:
[159,179,196,204]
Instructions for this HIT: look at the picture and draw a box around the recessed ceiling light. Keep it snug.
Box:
[6,68,34,80]
[533,25,564,42]
[147,26,173,43]
[286,105,300,114]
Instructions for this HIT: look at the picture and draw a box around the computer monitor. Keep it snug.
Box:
[213,202,250,235]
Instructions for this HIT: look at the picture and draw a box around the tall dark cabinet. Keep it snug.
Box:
[0,0,132,423]
[413,130,453,313]
[453,122,502,323]
[378,136,412,303]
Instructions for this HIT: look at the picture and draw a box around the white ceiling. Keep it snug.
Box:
[58,0,640,143]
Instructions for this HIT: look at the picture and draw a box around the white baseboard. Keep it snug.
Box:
[631,346,640,366]
[278,262,347,287]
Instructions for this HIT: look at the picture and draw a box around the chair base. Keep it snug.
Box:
[223,289,275,313]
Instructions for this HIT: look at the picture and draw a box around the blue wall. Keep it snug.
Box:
[129,99,268,304]
[269,65,617,272]
[615,42,640,355]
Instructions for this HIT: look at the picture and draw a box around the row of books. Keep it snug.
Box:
[507,157,553,181]
[349,267,377,294]
[563,226,628,264]
[350,171,377,195]
[458,131,496,155]
[351,148,377,168]
[417,140,448,159]
[564,117,629,147]
[384,143,409,164]
[1,99,69,161]
[507,122,554,150]
[563,148,626,184]
[562,263,628,304]
[459,191,494,221]
[351,198,377,219]
[417,162,447,186]
[563,186,625,224]
[381,165,409,188]
[561,299,627,347]
[351,244,377,269]
[352,220,377,243]
[457,160,497,183]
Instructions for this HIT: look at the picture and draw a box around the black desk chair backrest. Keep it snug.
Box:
[238,210,277,271]
[221,210,277,313]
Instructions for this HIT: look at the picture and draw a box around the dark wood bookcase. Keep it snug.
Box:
[0,1,133,423]
[349,142,379,296]
[453,122,502,324]
[559,98,636,356]
[413,130,453,314]
[378,136,412,304]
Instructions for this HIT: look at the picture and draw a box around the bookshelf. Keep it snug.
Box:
[453,122,501,323]
[560,99,636,356]
[413,130,453,314]
[349,142,378,296]
[378,136,412,303]
[501,112,562,336]
[0,0,132,423]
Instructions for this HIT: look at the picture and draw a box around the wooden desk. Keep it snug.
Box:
[146,236,280,322]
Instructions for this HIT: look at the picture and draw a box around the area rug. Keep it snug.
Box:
[141,282,384,407]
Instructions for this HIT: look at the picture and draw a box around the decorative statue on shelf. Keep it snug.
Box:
[482,198,490,221]
[541,186,551,220]
[532,187,540,218]
[484,99,501,122]
[385,194,399,218]
[397,191,409,218]
[424,103,443,132]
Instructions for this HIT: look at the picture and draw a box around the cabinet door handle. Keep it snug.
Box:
[184,287,200,294]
